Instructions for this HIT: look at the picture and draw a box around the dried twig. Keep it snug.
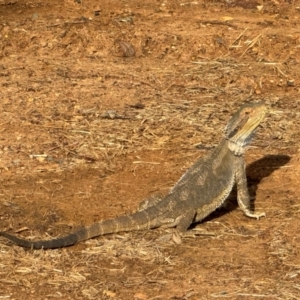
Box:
[240,34,262,58]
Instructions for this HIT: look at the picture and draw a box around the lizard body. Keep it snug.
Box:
[0,102,267,249]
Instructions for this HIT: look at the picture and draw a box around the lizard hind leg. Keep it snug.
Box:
[171,209,196,244]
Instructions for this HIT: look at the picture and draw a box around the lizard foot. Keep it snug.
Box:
[172,229,216,244]
[155,233,173,243]
[244,210,266,220]
[172,229,182,245]
[155,231,182,244]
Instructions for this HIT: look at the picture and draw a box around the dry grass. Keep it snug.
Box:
[0,0,300,299]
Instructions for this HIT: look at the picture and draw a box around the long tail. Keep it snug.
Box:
[0,209,161,249]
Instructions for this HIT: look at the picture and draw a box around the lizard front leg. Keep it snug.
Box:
[235,156,266,219]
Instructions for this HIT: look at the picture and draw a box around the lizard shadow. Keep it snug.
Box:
[194,154,291,225]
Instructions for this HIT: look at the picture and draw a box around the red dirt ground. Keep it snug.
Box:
[0,0,300,299]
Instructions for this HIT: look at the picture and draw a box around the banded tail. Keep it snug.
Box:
[0,208,161,249]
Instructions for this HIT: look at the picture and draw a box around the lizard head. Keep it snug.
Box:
[225,102,266,148]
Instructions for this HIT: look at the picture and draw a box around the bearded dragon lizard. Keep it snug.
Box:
[0,102,267,249]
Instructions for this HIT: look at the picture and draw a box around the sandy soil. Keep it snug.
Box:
[0,0,300,299]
